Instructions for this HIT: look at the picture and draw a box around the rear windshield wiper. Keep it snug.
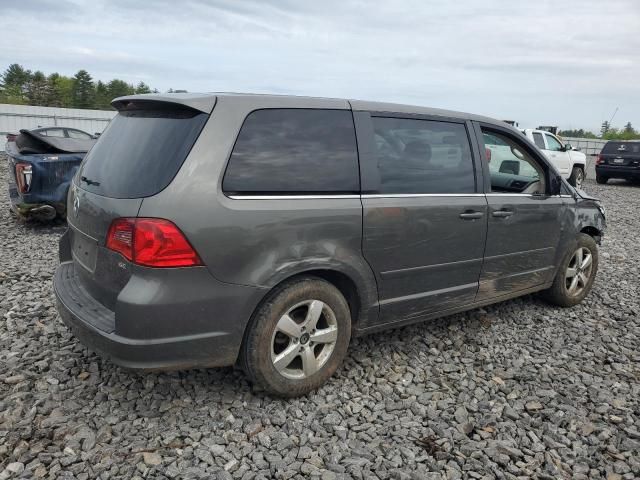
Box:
[81,176,100,186]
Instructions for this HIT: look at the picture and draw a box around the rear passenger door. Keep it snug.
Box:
[354,112,487,325]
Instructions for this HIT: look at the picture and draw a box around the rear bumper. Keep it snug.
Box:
[8,183,64,219]
[596,165,640,179]
[53,261,266,370]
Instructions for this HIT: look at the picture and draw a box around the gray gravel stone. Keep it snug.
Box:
[0,158,639,479]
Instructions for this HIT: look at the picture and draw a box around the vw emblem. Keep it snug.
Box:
[73,193,80,218]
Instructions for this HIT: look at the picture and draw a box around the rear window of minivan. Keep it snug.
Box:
[223,109,359,195]
[77,101,208,198]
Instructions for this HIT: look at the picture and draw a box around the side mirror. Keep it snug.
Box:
[549,174,562,196]
[564,143,572,151]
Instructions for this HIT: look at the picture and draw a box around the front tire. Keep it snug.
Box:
[569,166,585,188]
[543,233,599,307]
[242,276,351,397]
[595,174,608,184]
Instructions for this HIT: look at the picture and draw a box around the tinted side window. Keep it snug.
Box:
[67,129,92,139]
[223,109,359,194]
[532,132,545,149]
[40,128,65,137]
[370,117,475,194]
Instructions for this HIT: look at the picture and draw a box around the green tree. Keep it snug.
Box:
[558,129,597,139]
[600,121,610,137]
[0,63,31,103]
[72,70,95,108]
[135,81,152,94]
[94,80,111,109]
[107,79,135,101]
[25,70,49,105]
[56,75,74,107]
[46,73,63,107]
[602,128,620,140]
[0,64,160,109]
[602,123,640,140]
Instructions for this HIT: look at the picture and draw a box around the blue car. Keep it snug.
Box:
[6,127,96,220]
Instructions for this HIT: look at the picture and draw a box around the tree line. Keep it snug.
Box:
[559,122,640,141]
[0,64,186,110]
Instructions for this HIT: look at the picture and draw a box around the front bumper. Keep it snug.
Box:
[53,261,266,370]
[596,165,640,180]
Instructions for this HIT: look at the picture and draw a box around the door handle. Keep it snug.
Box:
[492,209,514,218]
[459,211,484,220]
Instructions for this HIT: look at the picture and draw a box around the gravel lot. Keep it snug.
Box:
[1,155,639,480]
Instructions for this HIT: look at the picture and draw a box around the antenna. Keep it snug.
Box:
[609,107,619,125]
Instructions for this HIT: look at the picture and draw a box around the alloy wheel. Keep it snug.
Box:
[270,300,338,379]
[565,247,593,296]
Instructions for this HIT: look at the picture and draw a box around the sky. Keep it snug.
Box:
[1,0,639,132]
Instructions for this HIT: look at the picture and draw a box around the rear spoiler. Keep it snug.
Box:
[112,93,216,114]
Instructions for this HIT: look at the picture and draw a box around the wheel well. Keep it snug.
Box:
[580,226,601,242]
[296,270,362,328]
[254,270,362,330]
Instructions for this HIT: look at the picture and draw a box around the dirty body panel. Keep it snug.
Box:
[54,95,268,370]
[136,95,380,328]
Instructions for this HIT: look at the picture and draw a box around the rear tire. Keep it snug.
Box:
[569,166,585,188]
[595,174,608,184]
[242,276,351,397]
[542,233,598,307]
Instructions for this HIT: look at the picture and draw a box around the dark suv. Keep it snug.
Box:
[54,93,606,396]
[596,140,640,184]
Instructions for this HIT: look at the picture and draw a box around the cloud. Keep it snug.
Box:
[0,0,639,131]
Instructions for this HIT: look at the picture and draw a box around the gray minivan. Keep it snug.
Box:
[54,93,606,396]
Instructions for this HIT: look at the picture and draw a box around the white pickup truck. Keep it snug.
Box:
[521,129,587,188]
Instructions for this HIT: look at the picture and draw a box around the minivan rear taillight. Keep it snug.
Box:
[596,154,604,165]
[106,218,202,267]
[15,163,33,193]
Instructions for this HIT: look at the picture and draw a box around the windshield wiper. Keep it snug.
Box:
[80,176,100,186]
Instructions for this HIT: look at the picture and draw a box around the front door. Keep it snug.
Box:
[355,112,487,324]
[543,132,572,177]
[476,124,570,300]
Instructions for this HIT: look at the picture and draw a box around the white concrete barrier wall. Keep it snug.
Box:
[562,137,607,156]
[0,104,116,152]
